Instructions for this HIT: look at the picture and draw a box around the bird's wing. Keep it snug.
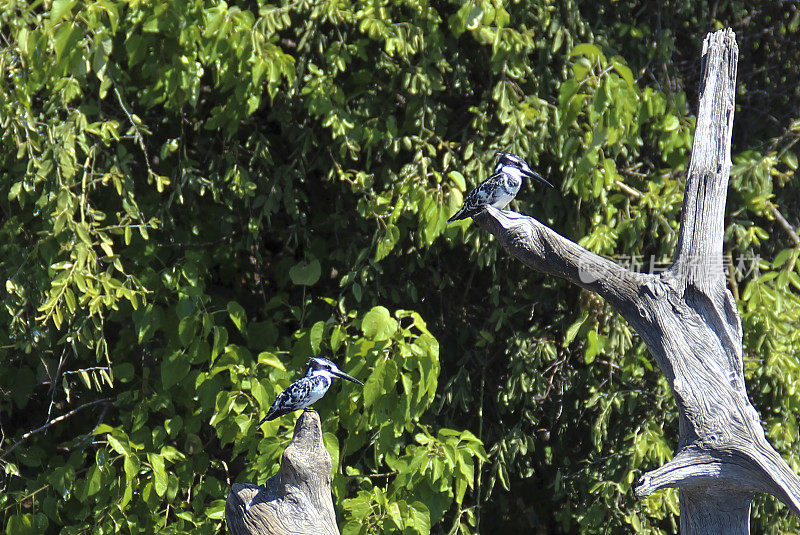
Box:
[463,173,503,208]
[263,379,311,421]
[448,173,507,222]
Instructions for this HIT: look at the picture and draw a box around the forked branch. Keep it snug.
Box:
[473,28,800,533]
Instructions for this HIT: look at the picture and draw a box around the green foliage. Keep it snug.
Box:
[1,0,799,534]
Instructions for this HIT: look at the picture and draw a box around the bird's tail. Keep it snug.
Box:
[447,210,466,223]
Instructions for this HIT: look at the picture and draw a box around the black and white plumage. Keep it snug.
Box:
[447,151,552,223]
[259,357,363,423]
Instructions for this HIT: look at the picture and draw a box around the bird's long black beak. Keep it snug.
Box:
[333,370,364,386]
[522,168,554,188]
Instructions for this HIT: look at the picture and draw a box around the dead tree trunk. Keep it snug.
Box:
[225,410,339,535]
[473,29,800,533]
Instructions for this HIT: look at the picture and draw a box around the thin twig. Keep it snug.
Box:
[458,263,479,310]
[475,365,485,529]
[71,402,111,451]
[344,471,398,479]
[162,236,229,249]
[113,86,153,176]
[62,366,112,377]
[615,180,643,199]
[46,345,69,422]
[768,202,800,246]
[0,398,112,462]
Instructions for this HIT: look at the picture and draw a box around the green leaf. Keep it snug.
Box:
[92,33,113,80]
[161,352,190,389]
[363,358,390,408]
[564,310,589,346]
[611,57,635,88]
[330,326,346,352]
[120,484,133,509]
[50,0,77,23]
[362,306,398,341]
[53,24,78,61]
[772,248,796,269]
[212,326,228,359]
[342,491,374,523]
[323,432,340,475]
[227,301,247,331]
[386,501,404,528]
[178,316,197,346]
[205,500,226,520]
[375,226,400,262]
[310,321,324,353]
[165,416,183,437]
[114,362,134,382]
[465,6,483,30]
[106,433,130,456]
[570,43,604,63]
[75,222,92,245]
[93,424,114,436]
[585,329,606,363]
[408,501,431,534]
[783,151,798,170]
[4,513,37,535]
[147,453,167,496]
[251,380,269,410]
[86,465,102,496]
[257,351,286,371]
[8,182,22,201]
[123,454,139,483]
[662,115,680,131]
[449,171,466,191]
[289,259,321,286]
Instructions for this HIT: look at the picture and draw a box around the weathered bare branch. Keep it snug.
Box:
[225,411,338,535]
[474,206,645,312]
[673,29,738,289]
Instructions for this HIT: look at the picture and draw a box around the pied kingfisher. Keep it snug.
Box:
[448,151,552,223]
[259,356,364,423]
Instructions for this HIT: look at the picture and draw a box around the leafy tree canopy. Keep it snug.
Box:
[1,0,798,533]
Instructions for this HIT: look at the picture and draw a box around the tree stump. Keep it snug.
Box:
[225,410,339,535]
[473,28,800,533]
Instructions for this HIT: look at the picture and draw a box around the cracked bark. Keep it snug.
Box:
[225,411,338,535]
[473,29,800,533]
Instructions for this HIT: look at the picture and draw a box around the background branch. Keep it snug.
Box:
[0,398,112,462]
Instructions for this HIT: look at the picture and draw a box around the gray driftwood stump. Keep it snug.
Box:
[225,410,338,535]
[474,29,800,533]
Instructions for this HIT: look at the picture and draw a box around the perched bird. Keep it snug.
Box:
[259,356,363,423]
[447,151,552,223]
